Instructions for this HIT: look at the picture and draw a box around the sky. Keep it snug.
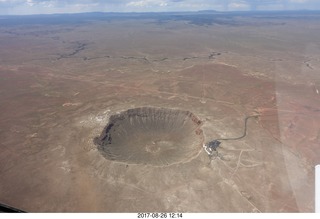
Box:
[0,0,320,15]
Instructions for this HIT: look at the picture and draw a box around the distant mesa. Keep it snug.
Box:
[94,107,204,166]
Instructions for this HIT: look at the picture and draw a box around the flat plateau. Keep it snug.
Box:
[0,12,319,212]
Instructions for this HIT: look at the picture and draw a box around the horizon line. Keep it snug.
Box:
[1,9,320,17]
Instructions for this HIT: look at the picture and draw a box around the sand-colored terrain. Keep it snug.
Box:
[0,12,319,212]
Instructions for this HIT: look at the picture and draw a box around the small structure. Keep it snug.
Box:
[203,140,221,155]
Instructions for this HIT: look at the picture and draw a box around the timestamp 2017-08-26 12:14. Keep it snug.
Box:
[137,213,183,218]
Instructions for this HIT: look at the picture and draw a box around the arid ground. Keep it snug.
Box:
[0,11,320,212]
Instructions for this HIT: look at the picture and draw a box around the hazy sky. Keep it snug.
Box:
[0,0,320,15]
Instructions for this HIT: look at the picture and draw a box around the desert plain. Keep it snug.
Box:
[0,11,320,212]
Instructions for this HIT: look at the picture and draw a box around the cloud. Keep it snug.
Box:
[289,0,308,3]
[127,0,168,8]
[228,2,250,11]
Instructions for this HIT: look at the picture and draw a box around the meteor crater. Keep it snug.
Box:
[94,107,204,166]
